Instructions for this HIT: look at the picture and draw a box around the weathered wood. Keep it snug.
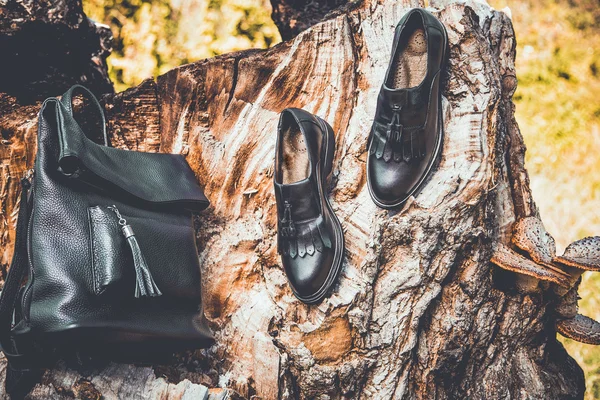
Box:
[269,0,354,40]
[0,0,113,102]
[0,356,241,400]
[0,0,588,398]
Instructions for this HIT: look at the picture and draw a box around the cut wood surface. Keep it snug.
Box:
[0,0,587,398]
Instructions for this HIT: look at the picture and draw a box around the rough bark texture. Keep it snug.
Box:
[0,0,587,399]
[0,0,113,103]
[269,0,354,40]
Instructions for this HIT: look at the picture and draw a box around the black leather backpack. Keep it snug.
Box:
[0,85,214,397]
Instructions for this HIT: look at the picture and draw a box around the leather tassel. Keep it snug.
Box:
[373,121,431,163]
[316,217,332,249]
[288,240,298,258]
[107,205,162,298]
[282,216,332,259]
[375,135,385,159]
[311,222,324,252]
[383,141,393,162]
[122,224,162,298]
[403,138,411,162]
[304,230,315,256]
[297,234,307,258]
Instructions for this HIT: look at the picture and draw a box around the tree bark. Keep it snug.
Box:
[269,0,354,40]
[0,0,113,103]
[0,0,587,399]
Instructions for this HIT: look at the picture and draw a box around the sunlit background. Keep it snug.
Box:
[85,0,600,397]
[84,0,281,92]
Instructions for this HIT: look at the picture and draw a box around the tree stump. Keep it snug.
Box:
[0,0,587,398]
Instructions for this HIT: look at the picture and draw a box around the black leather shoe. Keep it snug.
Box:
[273,108,344,304]
[367,8,448,209]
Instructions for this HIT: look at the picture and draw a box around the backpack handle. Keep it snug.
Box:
[59,85,109,147]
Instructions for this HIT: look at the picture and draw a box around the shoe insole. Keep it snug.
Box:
[390,28,428,89]
[281,124,310,184]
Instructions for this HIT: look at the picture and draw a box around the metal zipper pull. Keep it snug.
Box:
[21,168,34,189]
[23,168,34,182]
[107,205,162,298]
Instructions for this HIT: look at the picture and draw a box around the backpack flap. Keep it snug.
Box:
[55,97,209,211]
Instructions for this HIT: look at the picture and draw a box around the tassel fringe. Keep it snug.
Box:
[280,216,332,259]
[122,225,162,298]
[370,123,426,163]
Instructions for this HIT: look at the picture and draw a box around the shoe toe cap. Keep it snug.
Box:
[368,157,423,205]
[283,248,334,300]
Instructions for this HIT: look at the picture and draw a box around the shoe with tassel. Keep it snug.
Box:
[273,108,344,304]
[367,8,448,209]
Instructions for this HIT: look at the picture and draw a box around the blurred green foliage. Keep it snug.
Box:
[84,0,281,92]
[490,0,600,398]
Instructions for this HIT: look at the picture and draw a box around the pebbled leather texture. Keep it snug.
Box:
[367,8,448,209]
[88,206,131,295]
[273,108,344,304]
[12,85,214,356]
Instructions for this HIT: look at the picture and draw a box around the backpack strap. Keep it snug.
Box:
[0,173,42,398]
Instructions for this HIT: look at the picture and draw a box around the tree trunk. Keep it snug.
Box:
[0,0,114,103]
[0,0,587,399]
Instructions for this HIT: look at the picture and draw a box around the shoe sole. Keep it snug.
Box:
[291,117,345,305]
[367,22,449,210]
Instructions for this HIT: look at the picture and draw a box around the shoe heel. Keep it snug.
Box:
[316,116,335,179]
